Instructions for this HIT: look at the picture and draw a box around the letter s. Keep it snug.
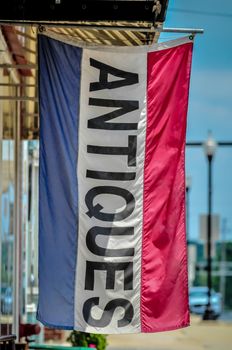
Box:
[83,297,134,328]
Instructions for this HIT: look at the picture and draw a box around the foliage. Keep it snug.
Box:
[67,331,107,350]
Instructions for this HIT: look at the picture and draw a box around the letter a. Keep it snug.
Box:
[89,58,138,91]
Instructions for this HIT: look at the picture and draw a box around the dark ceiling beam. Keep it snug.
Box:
[0,1,168,23]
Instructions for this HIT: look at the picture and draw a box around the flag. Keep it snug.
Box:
[37,32,193,334]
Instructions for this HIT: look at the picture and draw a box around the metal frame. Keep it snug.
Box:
[0,83,36,87]
[0,97,38,101]
[12,86,22,341]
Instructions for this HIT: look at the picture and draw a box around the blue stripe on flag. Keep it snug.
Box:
[37,35,82,328]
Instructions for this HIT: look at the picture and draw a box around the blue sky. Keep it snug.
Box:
[160,0,232,240]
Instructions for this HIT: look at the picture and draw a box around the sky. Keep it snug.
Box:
[160,0,232,240]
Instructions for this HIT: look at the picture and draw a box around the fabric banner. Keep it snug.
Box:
[37,32,193,334]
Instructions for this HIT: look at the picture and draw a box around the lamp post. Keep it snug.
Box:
[185,176,191,244]
[202,132,217,320]
[186,175,195,287]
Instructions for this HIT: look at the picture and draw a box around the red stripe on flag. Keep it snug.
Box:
[141,43,193,332]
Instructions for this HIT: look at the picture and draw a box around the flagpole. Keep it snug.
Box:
[0,21,204,35]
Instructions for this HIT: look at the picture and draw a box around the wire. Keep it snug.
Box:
[169,7,232,18]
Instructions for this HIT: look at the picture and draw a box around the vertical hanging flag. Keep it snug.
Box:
[37,32,193,334]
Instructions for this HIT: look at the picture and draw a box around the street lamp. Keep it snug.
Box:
[202,132,217,320]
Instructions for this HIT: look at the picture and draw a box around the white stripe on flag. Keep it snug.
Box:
[75,48,147,333]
